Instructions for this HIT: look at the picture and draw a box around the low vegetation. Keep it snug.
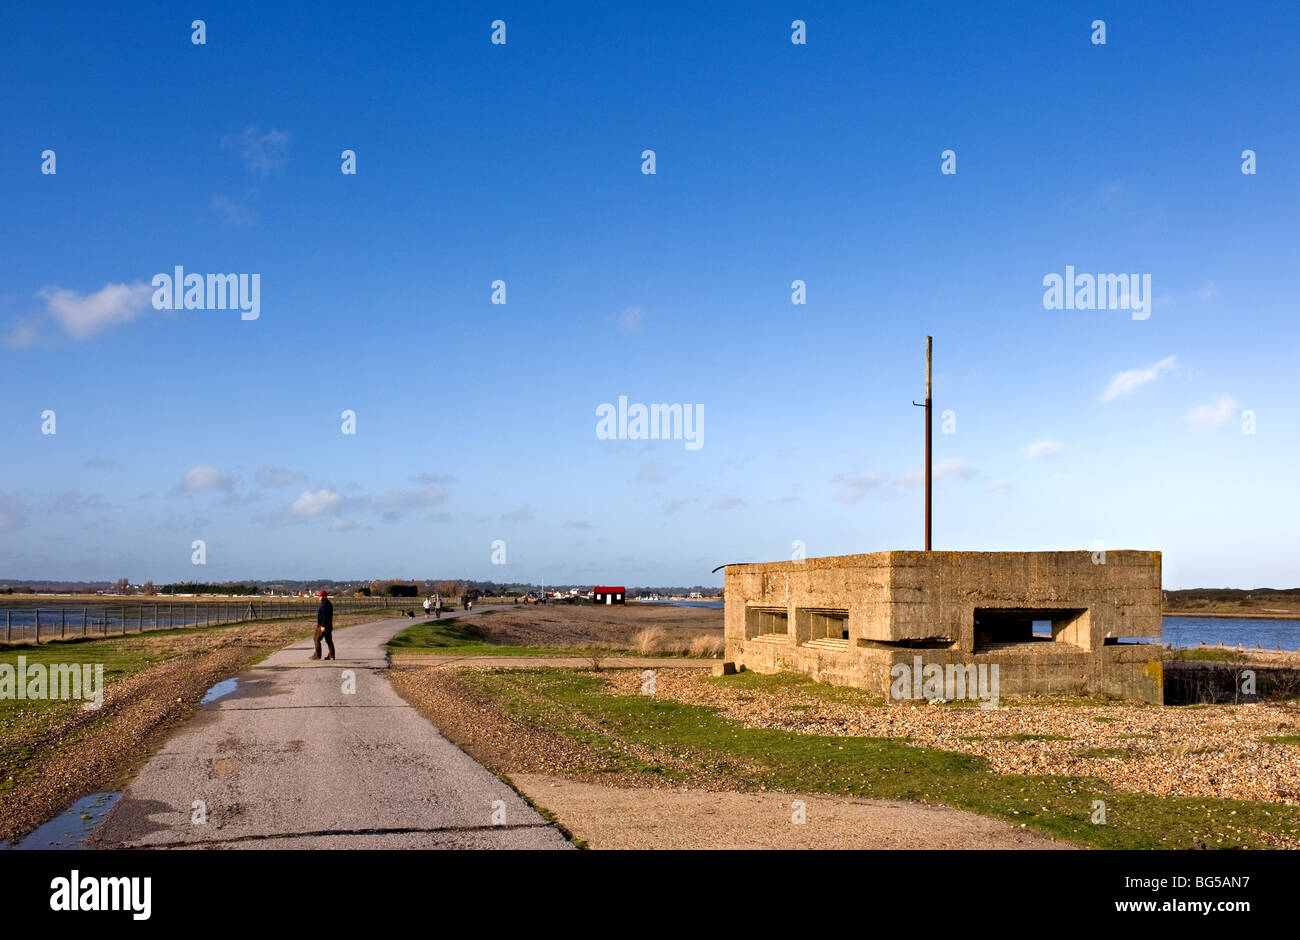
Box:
[448,668,1300,849]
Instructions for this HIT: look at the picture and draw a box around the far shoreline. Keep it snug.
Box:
[1162,610,1300,622]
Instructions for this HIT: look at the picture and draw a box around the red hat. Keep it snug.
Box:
[318,589,328,598]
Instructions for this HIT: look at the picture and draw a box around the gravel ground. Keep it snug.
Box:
[604,671,1300,812]
[388,667,1073,849]
[0,613,378,844]
[511,773,1073,849]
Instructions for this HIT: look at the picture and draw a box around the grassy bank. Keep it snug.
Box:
[449,667,1300,849]
[387,617,612,658]
[0,610,386,841]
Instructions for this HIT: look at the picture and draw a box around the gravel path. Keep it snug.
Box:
[512,774,1073,849]
[89,614,571,849]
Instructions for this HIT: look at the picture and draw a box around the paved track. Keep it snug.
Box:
[90,612,572,849]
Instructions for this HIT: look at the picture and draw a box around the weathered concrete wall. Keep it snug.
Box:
[723,551,1163,704]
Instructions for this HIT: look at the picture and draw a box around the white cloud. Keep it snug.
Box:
[37,282,152,340]
[182,465,232,492]
[374,486,446,521]
[1184,395,1240,429]
[4,318,41,349]
[221,127,290,175]
[211,193,257,226]
[290,488,343,518]
[616,307,643,333]
[1025,439,1065,461]
[899,459,978,486]
[1100,356,1176,402]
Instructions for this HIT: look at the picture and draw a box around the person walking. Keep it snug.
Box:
[434,594,442,619]
[423,596,432,619]
[311,589,335,660]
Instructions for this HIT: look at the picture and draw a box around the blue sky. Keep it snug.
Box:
[2,1,1297,589]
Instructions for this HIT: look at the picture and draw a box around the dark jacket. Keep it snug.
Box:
[316,598,333,630]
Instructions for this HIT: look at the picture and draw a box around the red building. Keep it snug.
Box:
[592,586,625,605]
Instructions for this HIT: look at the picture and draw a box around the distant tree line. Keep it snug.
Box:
[159,583,258,596]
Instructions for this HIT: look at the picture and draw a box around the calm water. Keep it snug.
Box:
[1155,616,1300,651]
[660,604,1300,650]
[1,792,120,850]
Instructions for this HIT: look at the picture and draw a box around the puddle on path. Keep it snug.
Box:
[2,792,120,850]
[200,677,239,704]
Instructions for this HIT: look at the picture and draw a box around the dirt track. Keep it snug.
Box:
[512,774,1073,849]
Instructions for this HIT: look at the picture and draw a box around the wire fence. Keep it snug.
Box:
[0,596,407,645]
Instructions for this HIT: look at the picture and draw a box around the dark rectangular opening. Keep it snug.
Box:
[974,607,1087,651]
[745,607,788,639]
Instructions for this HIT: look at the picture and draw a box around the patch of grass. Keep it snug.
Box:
[1169,648,1250,663]
[1261,735,1300,745]
[988,733,1074,742]
[706,670,886,705]
[385,618,616,658]
[455,668,1300,850]
[1076,746,1143,760]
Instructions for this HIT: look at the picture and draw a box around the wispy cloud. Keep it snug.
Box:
[833,472,888,504]
[0,495,30,532]
[713,494,745,510]
[899,459,979,486]
[374,486,446,522]
[1184,395,1240,429]
[1025,439,1065,461]
[615,306,643,333]
[661,496,697,515]
[411,472,455,486]
[211,193,258,226]
[256,467,307,488]
[221,127,291,175]
[1100,356,1176,402]
[34,281,152,341]
[500,505,536,523]
[182,465,232,492]
[290,488,343,518]
[636,457,665,484]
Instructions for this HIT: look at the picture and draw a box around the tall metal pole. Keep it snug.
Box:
[925,336,932,551]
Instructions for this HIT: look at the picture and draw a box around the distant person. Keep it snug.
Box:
[423,596,432,618]
[434,594,442,619]
[311,589,335,660]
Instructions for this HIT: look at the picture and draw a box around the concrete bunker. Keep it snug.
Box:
[723,550,1163,704]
